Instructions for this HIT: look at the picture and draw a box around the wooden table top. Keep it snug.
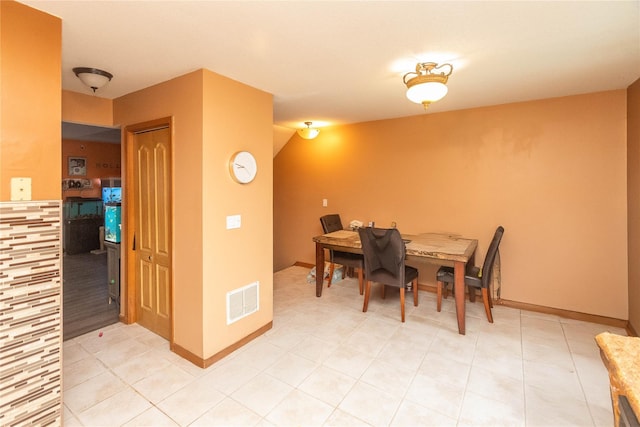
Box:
[595,332,640,418]
[313,230,478,263]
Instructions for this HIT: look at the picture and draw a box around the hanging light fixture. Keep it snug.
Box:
[403,62,453,109]
[72,67,113,93]
[297,122,320,140]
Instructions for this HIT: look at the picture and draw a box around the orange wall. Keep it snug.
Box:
[0,1,61,201]
[201,70,273,358]
[62,90,113,126]
[274,90,628,320]
[113,69,273,360]
[114,71,205,357]
[628,78,640,333]
[62,139,121,199]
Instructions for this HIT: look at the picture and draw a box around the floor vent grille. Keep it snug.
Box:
[227,281,259,324]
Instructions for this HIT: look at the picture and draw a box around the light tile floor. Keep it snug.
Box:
[63,266,627,426]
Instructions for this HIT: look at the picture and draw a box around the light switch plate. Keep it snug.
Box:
[11,177,32,201]
[226,214,241,229]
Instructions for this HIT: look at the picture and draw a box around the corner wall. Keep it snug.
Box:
[113,69,274,362]
[274,90,628,320]
[628,78,640,334]
[0,2,63,424]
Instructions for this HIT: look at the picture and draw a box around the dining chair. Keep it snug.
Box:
[436,226,504,323]
[358,227,418,322]
[319,214,365,294]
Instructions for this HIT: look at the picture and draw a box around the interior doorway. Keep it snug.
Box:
[61,122,122,340]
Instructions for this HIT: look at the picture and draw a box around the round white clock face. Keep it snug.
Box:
[229,151,257,184]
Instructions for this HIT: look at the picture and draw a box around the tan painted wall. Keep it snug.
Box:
[62,90,113,126]
[628,78,640,333]
[274,90,628,320]
[114,71,205,357]
[0,1,61,201]
[201,70,273,357]
[113,69,273,360]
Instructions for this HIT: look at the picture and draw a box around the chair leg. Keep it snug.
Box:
[443,283,449,299]
[413,278,418,306]
[381,284,386,299]
[327,262,335,287]
[481,288,494,323]
[362,280,371,313]
[400,287,405,322]
[357,268,364,295]
[437,281,443,312]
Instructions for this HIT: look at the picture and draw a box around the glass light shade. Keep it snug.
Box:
[406,81,448,104]
[73,67,113,92]
[77,72,111,90]
[297,127,320,139]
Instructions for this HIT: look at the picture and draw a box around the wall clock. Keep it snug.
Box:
[229,151,257,184]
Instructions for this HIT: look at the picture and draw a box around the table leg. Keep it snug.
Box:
[315,242,324,297]
[454,260,466,335]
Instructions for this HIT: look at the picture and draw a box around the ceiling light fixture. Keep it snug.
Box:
[403,62,453,109]
[297,122,320,140]
[72,67,113,93]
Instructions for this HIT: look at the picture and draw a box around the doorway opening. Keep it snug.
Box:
[61,121,122,340]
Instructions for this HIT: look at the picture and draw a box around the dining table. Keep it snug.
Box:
[313,229,478,335]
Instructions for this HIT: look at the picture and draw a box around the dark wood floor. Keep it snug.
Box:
[63,252,119,341]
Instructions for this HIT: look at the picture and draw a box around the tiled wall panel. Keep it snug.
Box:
[0,201,62,426]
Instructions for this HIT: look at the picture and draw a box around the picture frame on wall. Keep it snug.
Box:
[68,156,87,176]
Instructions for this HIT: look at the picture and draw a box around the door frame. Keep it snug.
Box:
[123,117,173,342]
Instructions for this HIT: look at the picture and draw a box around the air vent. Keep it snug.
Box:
[227,281,259,324]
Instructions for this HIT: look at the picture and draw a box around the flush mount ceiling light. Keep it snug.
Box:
[403,62,453,109]
[297,122,320,140]
[72,67,113,93]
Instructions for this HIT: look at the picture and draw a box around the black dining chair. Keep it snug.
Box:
[319,214,365,294]
[436,226,504,323]
[358,227,418,322]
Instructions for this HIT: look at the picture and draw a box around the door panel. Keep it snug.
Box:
[134,127,171,339]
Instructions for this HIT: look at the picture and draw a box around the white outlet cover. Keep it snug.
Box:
[11,177,32,201]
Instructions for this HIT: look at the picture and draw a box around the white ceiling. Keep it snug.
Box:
[23,1,640,145]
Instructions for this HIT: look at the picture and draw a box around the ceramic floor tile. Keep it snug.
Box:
[156,374,226,426]
[466,365,524,407]
[263,351,319,386]
[60,266,616,426]
[265,389,334,426]
[404,372,466,418]
[338,381,402,426]
[63,356,108,390]
[202,359,262,395]
[63,341,92,367]
[525,383,594,426]
[323,408,372,426]
[94,337,151,369]
[360,358,417,397]
[131,364,195,404]
[122,406,179,426]
[112,348,172,384]
[299,365,358,407]
[190,397,262,427]
[391,400,457,427]
[76,388,151,426]
[322,344,375,379]
[457,390,525,427]
[230,372,294,417]
[63,370,126,413]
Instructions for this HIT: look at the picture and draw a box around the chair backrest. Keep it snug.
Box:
[358,227,407,287]
[320,214,343,233]
[481,226,505,288]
